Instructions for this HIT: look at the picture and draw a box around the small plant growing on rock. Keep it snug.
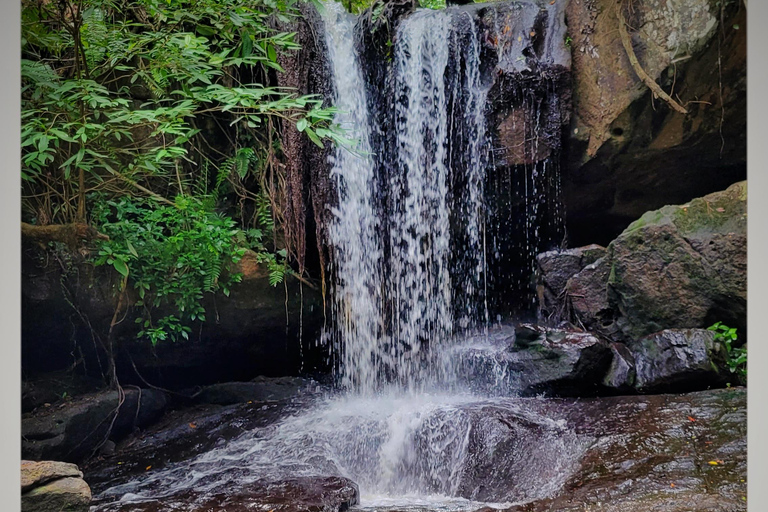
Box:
[708,322,746,385]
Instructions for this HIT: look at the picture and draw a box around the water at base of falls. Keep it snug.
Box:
[93,329,589,511]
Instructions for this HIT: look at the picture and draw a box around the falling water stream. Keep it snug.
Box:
[93,2,575,510]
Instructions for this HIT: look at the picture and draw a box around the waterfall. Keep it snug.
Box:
[324,5,506,393]
[387,9,454,387]
[321,1,384,393]
[91,3,574,510]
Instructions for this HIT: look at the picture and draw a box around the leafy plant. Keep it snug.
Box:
[91,195,287,345]
[708,322,746,383]
[21,0,344,225]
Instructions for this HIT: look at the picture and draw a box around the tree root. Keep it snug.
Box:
[616,3,688,115]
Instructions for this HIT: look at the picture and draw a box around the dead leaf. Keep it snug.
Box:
[189,422,197,429]
[687,416,696,422]
[145,465,152,471]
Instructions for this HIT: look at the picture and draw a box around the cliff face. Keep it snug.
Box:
[22,239,326,388]
[562,0,746,245]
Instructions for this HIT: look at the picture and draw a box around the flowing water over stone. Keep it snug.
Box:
[93,1,580,509]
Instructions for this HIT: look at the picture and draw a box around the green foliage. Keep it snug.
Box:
[708,322,746,384]
[92,195,288,345]
[341,0,444,15]
[21,0,344,224]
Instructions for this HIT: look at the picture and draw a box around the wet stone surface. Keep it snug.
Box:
[87,388,746,512]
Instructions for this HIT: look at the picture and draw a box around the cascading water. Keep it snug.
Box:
[92,2,576,510]
[321,0,384,393]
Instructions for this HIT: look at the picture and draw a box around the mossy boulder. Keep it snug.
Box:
[566,181,746,343]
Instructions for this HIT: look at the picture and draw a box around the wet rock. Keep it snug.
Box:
[501,388,747,512]
[22,475,91,512]
[452,325,612,396]
[93,476,358,512]
[511,325,613,396]
[22,388,167,463]
[84,394,318,488]
[563,0,745,246]
[566,181,747,342]
[21,460,83,492]
[192,376,314,405]
[536,244,606,322]
[629,329,726,393]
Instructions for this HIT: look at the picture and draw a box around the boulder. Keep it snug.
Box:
[451,324,612,396]
[601,342,635,391]
[566,181,746,342]
[629,329,726,393]
[563,0,746,246]
[21,460,82,492]
[22,477,91,512]
[536,244,606,322]
[22,388,167,463]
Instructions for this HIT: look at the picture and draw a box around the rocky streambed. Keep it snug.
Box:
[82,386,745,512]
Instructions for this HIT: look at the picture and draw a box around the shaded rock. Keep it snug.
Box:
[601,342,635,391]
[536,244,606,322]
[629,329,726,393]
[192,376,314,405]
[22,476,91,512]
[22,388,167,463]
[21,460,82,492]
[563,0,745,246]
[565,257,621,339]
[511,325,613,396]
[566,181,747,342]
[22,372,103,413]
[22,235,326,389]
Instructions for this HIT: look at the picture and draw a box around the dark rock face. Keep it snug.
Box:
[22,242,326,388]
[536,244,606,322]
[563,181,746,343]
[22,388,167,463]
[563,0,746,246]
[629,329,726,393]
[191,376,316,405]
[601,342,635,391]
[565,256,621,340]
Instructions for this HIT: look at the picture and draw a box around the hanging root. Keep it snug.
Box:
[616,2,688,115]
